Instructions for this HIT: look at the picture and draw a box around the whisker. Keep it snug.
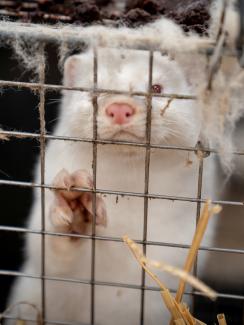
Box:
[46,99,61,106]
[47,117,61,125]
[0,169,10,178]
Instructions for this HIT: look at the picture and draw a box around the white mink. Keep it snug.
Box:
[6,47,243,325]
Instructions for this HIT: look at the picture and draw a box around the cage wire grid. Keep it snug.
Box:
[0,13,244,325]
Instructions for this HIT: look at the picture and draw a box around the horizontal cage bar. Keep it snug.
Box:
[0,225,243,255]
[0,79,196,100]
[0,21,215,52]
[1,130,244,156]
[0,179,243,207]
[0,269,243,301]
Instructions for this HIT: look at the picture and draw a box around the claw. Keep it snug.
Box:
[50,204,73,229]
[71,170,94,189]
[80,193,107,227]
[53,169,72,189]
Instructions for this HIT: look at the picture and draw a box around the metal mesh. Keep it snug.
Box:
[0,11,244,325]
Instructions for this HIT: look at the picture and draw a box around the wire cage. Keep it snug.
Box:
[0,2,244,325]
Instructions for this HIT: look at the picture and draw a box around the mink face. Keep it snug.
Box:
[60,48,200,149]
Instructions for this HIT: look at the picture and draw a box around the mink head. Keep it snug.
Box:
[60,48,200,148]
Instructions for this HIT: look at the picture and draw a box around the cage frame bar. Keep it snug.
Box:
[37,43,47,325]
[90,47,98,325]
[1,269,244,301]
[1,129,244,155]
[140,50,154,325]
[0,178,243,207]
[0,225,244,255]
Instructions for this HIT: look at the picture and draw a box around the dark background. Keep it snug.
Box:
[0,44,60,311]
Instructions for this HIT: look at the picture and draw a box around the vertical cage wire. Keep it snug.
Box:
[37,43,47,325]
[140,50,153,325]
[192,147,205,312]
[91,47,98,324]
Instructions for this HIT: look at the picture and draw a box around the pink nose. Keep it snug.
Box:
[105,103,135,125]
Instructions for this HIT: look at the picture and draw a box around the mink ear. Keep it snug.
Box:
[63,55,82,87]
[63,52,93,87]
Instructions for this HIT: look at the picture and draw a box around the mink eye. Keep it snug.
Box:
[151,84,163,94]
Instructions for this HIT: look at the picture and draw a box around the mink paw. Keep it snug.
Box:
[49,169,107,235]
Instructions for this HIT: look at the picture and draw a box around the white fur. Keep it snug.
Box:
[7,48,205,324]
[0,15,212,67]
[209,0,240,45]
[198,0,244,174]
